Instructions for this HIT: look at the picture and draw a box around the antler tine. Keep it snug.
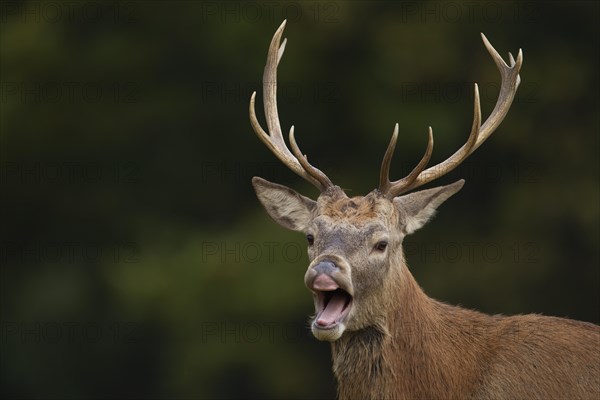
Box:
[263,20,287,145]
[289,126,334,188]
[473,33,522,152]
[379,124,434,198]
[379,123,399,194]
[249,20,333,191]
[382,34,522,197]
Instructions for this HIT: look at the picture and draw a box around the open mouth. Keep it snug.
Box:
[314,288,353,329]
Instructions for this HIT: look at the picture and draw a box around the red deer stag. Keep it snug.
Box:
[249,21,600,399]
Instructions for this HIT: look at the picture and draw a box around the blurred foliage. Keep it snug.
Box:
[1,1,598,399]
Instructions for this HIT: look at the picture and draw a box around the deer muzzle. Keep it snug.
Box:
[305,259,354,341]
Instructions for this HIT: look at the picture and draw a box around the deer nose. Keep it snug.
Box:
[313,260,337,275]
[306,260,340,291]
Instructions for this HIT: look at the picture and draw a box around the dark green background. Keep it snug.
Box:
[1,1,598,399]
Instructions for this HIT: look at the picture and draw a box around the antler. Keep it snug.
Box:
[249,20,333,191]
[379,33,523,199]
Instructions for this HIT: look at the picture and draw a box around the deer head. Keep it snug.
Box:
[250,21,522,342]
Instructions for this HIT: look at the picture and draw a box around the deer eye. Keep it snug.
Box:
[306,234,315,246]
[374,241,388,252]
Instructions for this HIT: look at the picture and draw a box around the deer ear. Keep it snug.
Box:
[393,179,464,235]
[252,176,316,232]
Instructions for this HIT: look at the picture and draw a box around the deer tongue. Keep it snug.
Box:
[317,292,348,327]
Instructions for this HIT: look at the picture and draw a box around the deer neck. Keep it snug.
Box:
[330,261,479,399]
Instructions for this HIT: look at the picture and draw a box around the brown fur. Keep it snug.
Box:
[333,265,600,400]
[319,194,380,222]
